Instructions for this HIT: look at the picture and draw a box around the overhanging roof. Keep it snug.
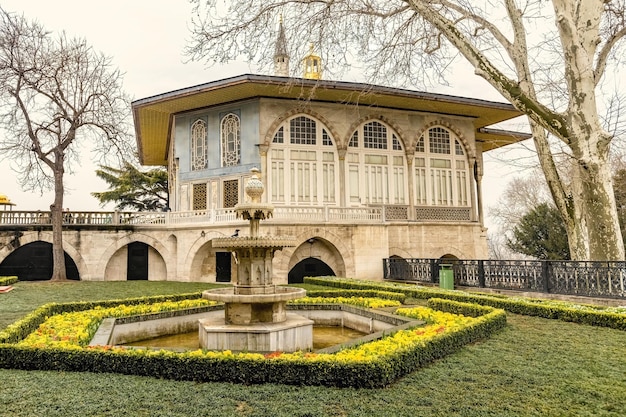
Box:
[132,74,528,165]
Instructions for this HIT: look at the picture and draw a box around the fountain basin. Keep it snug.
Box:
[199,312,313,352]
[202,287,306,325]
[91,304,420,354]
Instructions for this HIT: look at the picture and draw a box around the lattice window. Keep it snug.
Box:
[273,126,284,143]
[192,183,207,210]
[191,119,208,171]
[349,131,358,147]
[221,113,241,167]
[414,207,471,221]
[428,127,450,154]
[384,205,408,220]
[223,179,239,208]
[290,116,316,144]
[363,121,387,149]
[322,129,333,145]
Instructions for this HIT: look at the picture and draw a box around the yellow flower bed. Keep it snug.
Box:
[290,296,401,309]
[18,299,213,349]
[17,297,479,367]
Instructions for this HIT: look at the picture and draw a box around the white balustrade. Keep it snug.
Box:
[0,205,474,227]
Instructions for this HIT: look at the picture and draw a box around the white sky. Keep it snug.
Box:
[0,0,532,229]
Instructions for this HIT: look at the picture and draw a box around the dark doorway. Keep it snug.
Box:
[127,242,149,280]
[215,252,232,282]
[0,241,79,281]
[288,257,335,284]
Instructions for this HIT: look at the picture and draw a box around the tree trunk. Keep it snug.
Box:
[573,152,624,260]
[50,157,67,281]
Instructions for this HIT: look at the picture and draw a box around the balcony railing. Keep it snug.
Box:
[0,205,476,227]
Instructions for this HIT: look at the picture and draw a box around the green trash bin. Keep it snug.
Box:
[439,264,454,290]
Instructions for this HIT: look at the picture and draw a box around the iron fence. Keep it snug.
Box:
[383,258,626,299]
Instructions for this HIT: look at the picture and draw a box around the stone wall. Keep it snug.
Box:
[0,221,487,282]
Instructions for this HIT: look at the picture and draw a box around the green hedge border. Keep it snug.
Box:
[0,292,203,344]
[305,289,406,303]
[0,292,505,388]
[304,277,626,330]
[0,276,18,286]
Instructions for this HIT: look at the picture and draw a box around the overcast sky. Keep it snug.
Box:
[0,0,529,228]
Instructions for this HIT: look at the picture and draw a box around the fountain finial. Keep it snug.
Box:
[245,168,264,204]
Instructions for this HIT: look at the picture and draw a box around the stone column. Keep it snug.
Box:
[258,144,269,203]
[405,149,415,220]
[337,147,347,207]
[472,158,483,226]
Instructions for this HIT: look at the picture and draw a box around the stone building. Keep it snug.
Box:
[130,25,528,283]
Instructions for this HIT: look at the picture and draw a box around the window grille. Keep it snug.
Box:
[349,131,358,147]
[273,126,284,143]
[290,116,316,144]
[392,134,402,150]
[428,127,450,154]
[221,113,241,167]
[322,129,333,145]
[191,119,208,171]
[192,183,207,210]
[223,179,239,208]
[363,121,387,149]
[416,136,425,153]
[455,139,465,156]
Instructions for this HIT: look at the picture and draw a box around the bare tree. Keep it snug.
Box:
[187,0,626,261]
[0,8,132,280]
[487,168,551,259]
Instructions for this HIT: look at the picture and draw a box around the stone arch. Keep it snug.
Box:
[262,108,341,148]
[388,247,414,259]
[343,114,408,150]
[0,231,88,281]
[98,232,172,281]
[275,227,353,280]
[415,120,476,161]
[183,229,230,282]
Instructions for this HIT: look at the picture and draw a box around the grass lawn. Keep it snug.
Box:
[1,281,626,416]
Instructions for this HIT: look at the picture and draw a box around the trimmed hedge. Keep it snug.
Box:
[304,277,626,331]
[0,276,18,286]
[305,289,406,303]
[0,292,203,344]
[0,291,505,388]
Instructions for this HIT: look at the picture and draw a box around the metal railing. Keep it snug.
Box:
[383,257,626,299]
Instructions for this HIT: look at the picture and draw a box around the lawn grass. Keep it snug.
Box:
[1,281,626,416]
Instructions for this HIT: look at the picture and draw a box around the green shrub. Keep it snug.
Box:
[0,276,18,286]
[305,289,406,303]
[305,277,626,331]
[0,292,203,344]
[0,290,505,388]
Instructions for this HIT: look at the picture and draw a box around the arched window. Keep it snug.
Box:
[191,119,207,171]
[415,127,469,206]
[269,115,337,205]
[347,120,406,205]
[221,113,241,167]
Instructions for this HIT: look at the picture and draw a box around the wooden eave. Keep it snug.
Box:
[132,74,527,165]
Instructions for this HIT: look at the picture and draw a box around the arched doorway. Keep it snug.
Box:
[0,241,79,281]
[288,257,335,284]
[104,241,167,281]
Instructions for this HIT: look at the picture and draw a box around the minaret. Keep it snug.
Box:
[303,43,322,80]
[274,15,290,77]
